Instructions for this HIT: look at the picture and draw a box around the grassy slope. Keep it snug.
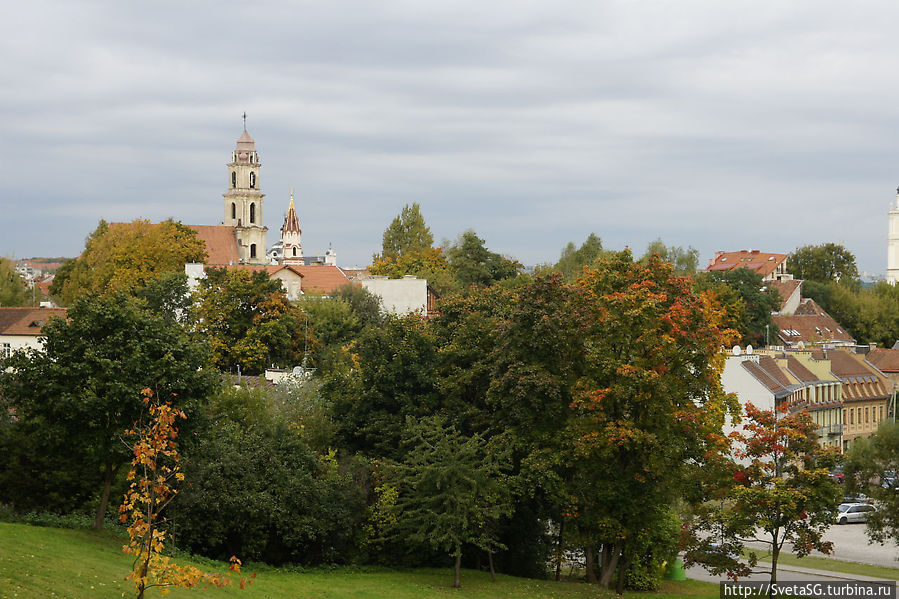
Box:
[0,522,718,599]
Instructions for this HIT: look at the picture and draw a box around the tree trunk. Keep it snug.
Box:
[585,545,597,583]
[94,462,116,530]
[554,519,565,581]
[454,552,462,589]
[488,551,496,582]
[616,554,629,596]
[598,543,620,589]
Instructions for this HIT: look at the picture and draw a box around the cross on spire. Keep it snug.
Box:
[242,111,247,130]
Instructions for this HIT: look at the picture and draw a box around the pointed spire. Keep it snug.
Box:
[281,188,301,235]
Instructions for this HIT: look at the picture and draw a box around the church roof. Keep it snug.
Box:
[282,192,301,235]
[188,225,240,265]
[236,129,255,151]
[0,307,67,336]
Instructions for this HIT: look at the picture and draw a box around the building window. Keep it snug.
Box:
[866,407,870,424]
[850,409,854,425]
[881,406,885,421]
[231,203,236,220]
[250,244,257,259]
[250,203,256,224]
[232,172,236,188]
[250,172,256,189]
[292,247,297,256]
[1,343,10,359]
[874,407,878,423]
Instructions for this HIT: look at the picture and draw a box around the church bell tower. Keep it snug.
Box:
[888,187,899,284]
[223,120,267,264]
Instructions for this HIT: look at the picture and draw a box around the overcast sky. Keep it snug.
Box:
[3,1,899,274]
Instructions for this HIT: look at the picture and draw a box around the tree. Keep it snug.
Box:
[787,243,859,284]
[388,415,511,588]
[50,219,207,305]
[685,404,841,584]
[695,268,780,347]
[0,292,217,529]
[446,230,522,288]
[640,238,699,275]
[378,203,433,260]
[119,388,250,598]
[332,283,385,330]
[0,258,29,307]
[844,421,899,546]
[192,267,307,374]
[370,247,457,296]
[540,233,608,281]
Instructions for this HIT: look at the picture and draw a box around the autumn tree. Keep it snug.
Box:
[192,267,307,374]
[0,292,217,529]
[788,243,859,285]
[388,415,511,588]
[370,247,457,296]
[50,219,207,305]
[120,388,251,598]
[0,258,29,307]
[685,404,841,584]
[378,203,434,260]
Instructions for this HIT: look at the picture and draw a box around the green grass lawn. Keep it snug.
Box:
[0,522,719,599]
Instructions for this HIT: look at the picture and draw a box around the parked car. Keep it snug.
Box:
[837,503,876,525]
[840,493,873,505]
[881,470,897,489]
[830,467,845,484]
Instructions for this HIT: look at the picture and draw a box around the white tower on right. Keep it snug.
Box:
[888,187,899,284]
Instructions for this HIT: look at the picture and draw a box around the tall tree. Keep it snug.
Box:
[0,258,29,307]
[0,292,217,529]
[379,203,433,260]
[640,238,700,275]
[788,243,859,284]
[545,233,607,281]
[50,219,207,305]
[446,230,522,288]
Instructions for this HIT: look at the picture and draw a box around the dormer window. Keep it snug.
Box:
[250,172,256,189]
[231,172,236,188]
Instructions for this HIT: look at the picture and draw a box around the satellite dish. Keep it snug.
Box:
[746,345,754,355]
[732,345,742,356]
[797,341,805,350]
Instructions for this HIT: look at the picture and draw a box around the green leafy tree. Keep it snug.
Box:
[446,230,522,288]
[640,238,700,275]
[388,415,511,588]
[378,203,434,260]
[695,268,780,347]
[540,233,608,281]
[332,283,385,330]
[370,247,457,296]
[844,421,899,545]
[788,243,859,284]
[50,219,207,305]
[0,258,29,307]
[686,404,841,584]
[0,292,217,529]
[193,268,307,374]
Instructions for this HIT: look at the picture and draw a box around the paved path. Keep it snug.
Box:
[686,563,896,584]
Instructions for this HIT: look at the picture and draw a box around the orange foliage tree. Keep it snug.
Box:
[120,388,253,598]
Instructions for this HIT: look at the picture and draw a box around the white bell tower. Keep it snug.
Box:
[888,187,899,284]
[223,116,267,264]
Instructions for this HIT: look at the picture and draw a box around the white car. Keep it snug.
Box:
[837,503,876,525]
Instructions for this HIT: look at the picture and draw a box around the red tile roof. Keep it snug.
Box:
[809,350,889,402]
[785,356,818,383]
[292,266,353,295]
[768,279,801,312]
[866,348,899,373]
[772,303,855,346]
[706,250,788,278]
[187,225,240,266]
[0,307,67,336]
